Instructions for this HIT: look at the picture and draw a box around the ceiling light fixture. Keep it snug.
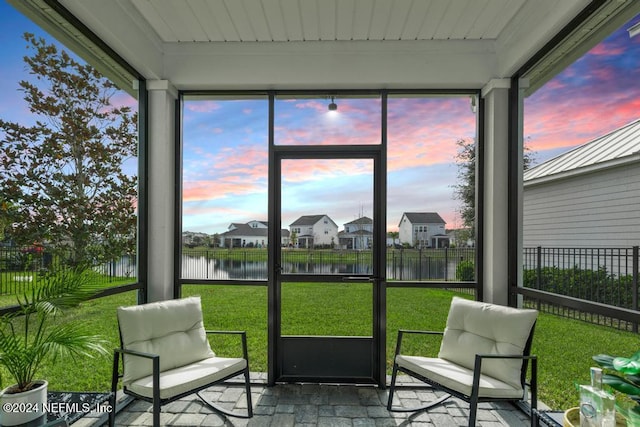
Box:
[328,96,337,111]
[629,22,640,38]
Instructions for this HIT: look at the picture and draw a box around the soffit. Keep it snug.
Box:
[126,0,526,43]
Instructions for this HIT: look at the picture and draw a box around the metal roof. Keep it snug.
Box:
[524,118,640,184]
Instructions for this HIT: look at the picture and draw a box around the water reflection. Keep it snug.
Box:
[180,250,472,281]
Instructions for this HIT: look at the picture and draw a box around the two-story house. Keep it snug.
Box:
[290,215,338,249]
[338,216,373,250]
[398,212,448,248]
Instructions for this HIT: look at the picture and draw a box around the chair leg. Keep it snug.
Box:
[468,400,478,426]
[244,367,253,417]
[109,351,119,427]
[152,396,160,427]
[387,364,451,413]
[387,362,400,410]
[195,370,254,419]
[530,357,538,427]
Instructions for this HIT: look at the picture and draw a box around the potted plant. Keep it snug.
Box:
[593,351,640,427]
[0,269,108,426]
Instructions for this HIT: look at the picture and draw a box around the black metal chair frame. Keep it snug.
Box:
[109,330,253,427]
[387,327,538,427]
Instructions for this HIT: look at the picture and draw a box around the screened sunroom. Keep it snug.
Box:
[3,1,640,425]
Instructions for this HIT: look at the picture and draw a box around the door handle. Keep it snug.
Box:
[342,276,378,282]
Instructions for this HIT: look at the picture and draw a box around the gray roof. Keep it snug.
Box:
[345,216,373,225]
[222,223,267,237]
[524,118,640,183]
[401,212,446,225]
[222,224,289,238]
[290,215,335,227]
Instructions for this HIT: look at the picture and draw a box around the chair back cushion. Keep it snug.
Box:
[118,296,215,384]
[438,297,537,389]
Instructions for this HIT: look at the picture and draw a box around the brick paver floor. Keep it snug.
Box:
[79,374,534,426]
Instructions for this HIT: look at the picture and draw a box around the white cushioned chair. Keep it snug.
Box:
[108,296,252,427]
[387,297,538,427]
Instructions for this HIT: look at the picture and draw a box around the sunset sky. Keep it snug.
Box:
[1,1,639,236]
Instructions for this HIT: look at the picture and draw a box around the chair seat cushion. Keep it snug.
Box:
[118,297,216,384]
[125,356,247,400]
[438,297,537,389]
[396,355,524,399]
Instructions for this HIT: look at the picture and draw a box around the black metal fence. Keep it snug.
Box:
[180,247,476,281]
[522,246,639,331]
[0,246,136,295]
[3,244,639,331]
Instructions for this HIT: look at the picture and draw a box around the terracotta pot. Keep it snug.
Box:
[0,380,48,426]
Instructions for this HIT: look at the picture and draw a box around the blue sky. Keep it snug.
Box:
[1,1,639,236]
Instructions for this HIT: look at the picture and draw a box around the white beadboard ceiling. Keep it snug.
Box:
[128,0,525,43]
[11,0,639,92]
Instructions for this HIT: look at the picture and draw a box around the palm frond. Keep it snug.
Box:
[0,269,107,389]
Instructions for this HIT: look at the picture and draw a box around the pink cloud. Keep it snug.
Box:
[589,44,625,57]
[294,100,326,113]
[182,204,249,217]
[110,92,138,109]
[282,158,372,183]
[525,94,640,153]
[186,101,221,113]
[183,179,265,202]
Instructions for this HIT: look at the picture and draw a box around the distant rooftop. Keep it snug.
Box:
[400,212,446,225]
[291,215,333,226]
[345,216,373,225]
[524,118,640,184]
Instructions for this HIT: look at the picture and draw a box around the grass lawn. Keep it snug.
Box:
[3,283,638,412]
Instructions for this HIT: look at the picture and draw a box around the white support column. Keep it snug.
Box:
[481,79,510,305]
[147,80,178,302]
[515,79,529,308]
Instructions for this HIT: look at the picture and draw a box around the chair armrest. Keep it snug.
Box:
[112,348,161,402]
[395,329,443,356]
[206,330,249,362]
[115,347,160,360]
[471,353,538,405]
[474,353,537,361]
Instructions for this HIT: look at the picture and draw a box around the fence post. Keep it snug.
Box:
[536,246,542,311]
[444,247,449,281]
[633,246,639,333]
[243,251,247,278]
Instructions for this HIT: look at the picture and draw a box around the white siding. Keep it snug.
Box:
[523,163,640,248]
[398,216,412,245]
[312,216,338,246]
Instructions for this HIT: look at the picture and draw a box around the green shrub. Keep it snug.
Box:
[523,266,636,307]
[456,260,475,281]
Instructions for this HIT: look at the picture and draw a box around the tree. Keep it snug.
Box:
[0,33,137,267]
[453,138,534,241]
[453,139,476,241]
